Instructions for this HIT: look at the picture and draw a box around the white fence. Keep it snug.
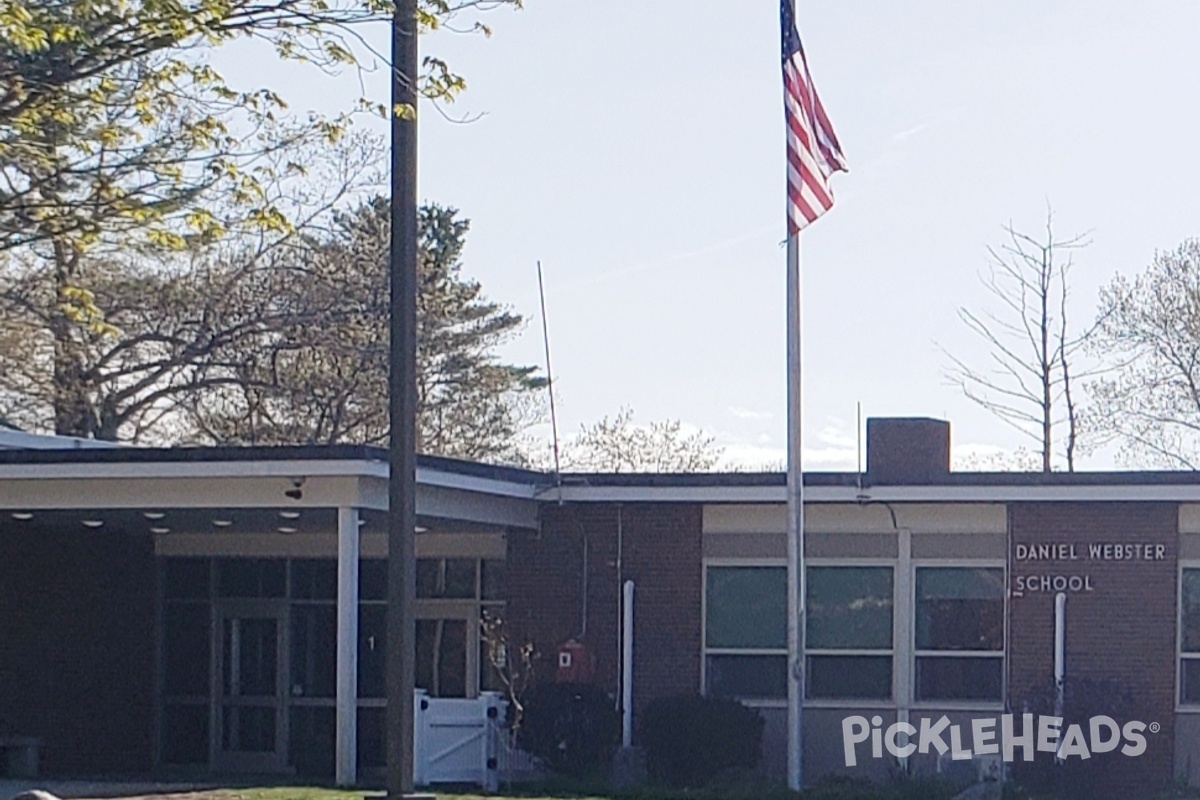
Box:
[413,690,540,790]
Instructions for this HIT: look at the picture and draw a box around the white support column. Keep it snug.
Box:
[336,506,360,786]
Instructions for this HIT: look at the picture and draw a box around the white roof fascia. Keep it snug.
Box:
[542,483,1200,504]
[0,459,388,482]
[0,458,540,501]
[415,466,541,500]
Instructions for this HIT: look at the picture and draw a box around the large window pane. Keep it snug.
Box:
[164,558,210,600]
[217,558,285,598]
[807,655,892,700]
[415,619,468,697]
[915,656,1003,701]
[290,605,336,698]
[1182,570,1200,652]
[916,568,1004,651]
[163,603,210,696]
[1183,659,1200,704]
[706,566,787,649]
[360,560,387,601]
[161,704,209,764]
[706,654,787,699]
[358,604,386,698]
[290,705,335,778]
[807,567,893,649]
[416,559,476,599]
[358,707,386,772]
[291,559,336,601]
[481,559,505,601]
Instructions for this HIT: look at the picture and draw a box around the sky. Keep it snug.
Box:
[216,1,1200,471]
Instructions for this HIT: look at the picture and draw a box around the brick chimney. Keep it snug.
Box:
[865,417,951,484]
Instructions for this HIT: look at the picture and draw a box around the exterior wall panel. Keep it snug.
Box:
[0,525,156,774]
[1008,502,1178,798]
[505,503,702,721]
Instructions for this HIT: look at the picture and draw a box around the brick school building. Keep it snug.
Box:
[1,418,1198,796]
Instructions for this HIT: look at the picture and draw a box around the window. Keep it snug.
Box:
[704,565,787,700]
[806,566,893,700]
[161,558,211,765]
[914,567,1004,702]
[364,558,507,698]
[1181,569,1200,704]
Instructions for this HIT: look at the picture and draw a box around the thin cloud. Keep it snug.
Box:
[891,121,930,142]
[729,406,773,421]
[556,224,778,293]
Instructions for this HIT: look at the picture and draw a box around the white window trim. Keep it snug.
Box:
[701,559,789,702]
[1178,562,1200,712]
[910,560,1007,710]
[805,563,897,703]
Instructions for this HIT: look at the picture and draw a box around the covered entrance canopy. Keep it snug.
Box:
[0,443,541,785]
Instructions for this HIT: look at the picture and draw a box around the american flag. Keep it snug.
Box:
[782,0,847,235]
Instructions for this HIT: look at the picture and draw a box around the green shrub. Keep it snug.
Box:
[516,682,620,777]
[639,694,765,788]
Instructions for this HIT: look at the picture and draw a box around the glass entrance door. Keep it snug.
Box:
[416,605,479,698]
[216,606,287,771]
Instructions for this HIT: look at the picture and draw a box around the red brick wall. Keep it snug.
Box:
[0,525,157,774]
[1008,502,1177,797]
[504,502,702,721]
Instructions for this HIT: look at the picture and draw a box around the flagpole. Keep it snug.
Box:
[785,231,805,791]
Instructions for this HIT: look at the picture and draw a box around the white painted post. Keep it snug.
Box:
[622,580,634,748]
[413,689,428,786]
[483,692,502,792]
[1054,591,1067,714]
[1054,591,1066,763]
[335,506,360,785]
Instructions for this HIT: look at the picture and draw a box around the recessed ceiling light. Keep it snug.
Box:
[11,512,32,521]
[277,526,298,534]
[212,519,233,528]
[150,527,170,535]
[143,511,166,520]
[279,511,301,520]
[82,519,104,528]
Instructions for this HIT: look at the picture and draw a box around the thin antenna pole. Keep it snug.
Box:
[856,401,863,492]
[536,261,564,496]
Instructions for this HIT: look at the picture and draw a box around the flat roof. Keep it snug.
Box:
[2,442,1200,487]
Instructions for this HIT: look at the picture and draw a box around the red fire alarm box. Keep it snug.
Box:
[555,638,595,684]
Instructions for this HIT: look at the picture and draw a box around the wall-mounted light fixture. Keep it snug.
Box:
[284,477,306,501]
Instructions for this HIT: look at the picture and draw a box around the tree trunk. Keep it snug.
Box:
[50,239,92,438]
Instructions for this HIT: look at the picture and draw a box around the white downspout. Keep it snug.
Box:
[1054,591,1066,763]
[622,579,635,748]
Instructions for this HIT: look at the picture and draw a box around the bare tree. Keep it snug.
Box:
[942,211,1096,471]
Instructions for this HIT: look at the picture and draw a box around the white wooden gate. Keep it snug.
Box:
[412,690,506,790]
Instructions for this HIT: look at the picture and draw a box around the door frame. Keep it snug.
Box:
[211,599,290,773]
[415,600,481,698]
